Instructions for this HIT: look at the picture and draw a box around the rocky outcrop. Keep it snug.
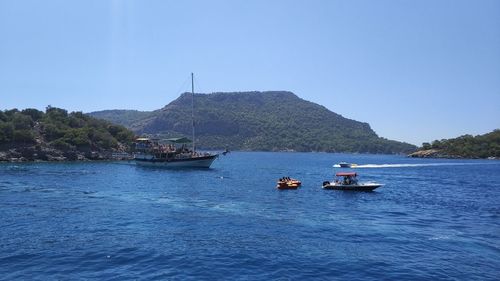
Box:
[408,149,463,159]
[408,149,440,158]
[0,146,131,162]
[1,107,136,162]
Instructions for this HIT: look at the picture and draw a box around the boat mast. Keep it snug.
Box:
[191,72,195,153]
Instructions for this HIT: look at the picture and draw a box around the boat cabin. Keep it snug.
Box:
[135,137,199,159]
[335,172,359,185]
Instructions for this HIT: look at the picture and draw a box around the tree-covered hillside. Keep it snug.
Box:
[409,130,500,159]
[89,110,155,127]
[0,107,135,161]
[90,91,416,154]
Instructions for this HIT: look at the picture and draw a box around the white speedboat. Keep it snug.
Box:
[322,172,383,191]
[338,162,357,168]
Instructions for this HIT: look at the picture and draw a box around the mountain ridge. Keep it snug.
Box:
[90,91,416,154]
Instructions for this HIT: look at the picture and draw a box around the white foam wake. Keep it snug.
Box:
[333,163,479,168]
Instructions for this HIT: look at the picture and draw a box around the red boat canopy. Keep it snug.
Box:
[336,172,357,177]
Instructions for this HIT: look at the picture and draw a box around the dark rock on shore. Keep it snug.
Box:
[0,145,131,162]
[408,149,499,159]
[407,149,464,159]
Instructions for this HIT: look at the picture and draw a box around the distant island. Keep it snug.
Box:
[0,107,135,162]
[408,129,500,159]
[90,91,416,154]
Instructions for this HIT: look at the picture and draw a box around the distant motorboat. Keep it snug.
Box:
[322,172,383,191]
[338,162,357,168]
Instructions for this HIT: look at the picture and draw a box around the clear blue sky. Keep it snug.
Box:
[1,0,499,145]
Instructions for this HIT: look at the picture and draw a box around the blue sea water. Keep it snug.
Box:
[0,152,499,280]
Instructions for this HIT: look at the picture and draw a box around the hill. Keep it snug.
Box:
[409,130,500,159]
[90,91,416,154]
[89,110,156,127]
[0,107,135,161]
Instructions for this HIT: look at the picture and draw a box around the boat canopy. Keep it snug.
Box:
[165,137,192,143]
[336,172,357,177]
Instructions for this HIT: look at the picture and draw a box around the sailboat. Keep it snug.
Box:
[133,73,219,168]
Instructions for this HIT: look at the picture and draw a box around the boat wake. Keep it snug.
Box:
[334,163,481,168]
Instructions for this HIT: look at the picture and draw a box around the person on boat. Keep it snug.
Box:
[343,176,350,185]
[351,176,358,185]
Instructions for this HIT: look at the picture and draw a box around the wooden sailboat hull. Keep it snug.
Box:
[135,154,218,168]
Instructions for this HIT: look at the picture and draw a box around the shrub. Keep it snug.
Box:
[43,123,65,141]
[116,130,135,143]
[0,111,7,122]
[63,128,91,148]
[12,113,33,130]
[50,139,73,151]
[21,108,44,121]
[0,121,14,143]
[45,106,68,122]
[13,130,36,144]
[68,116,85,128]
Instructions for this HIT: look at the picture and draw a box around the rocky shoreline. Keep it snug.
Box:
[0,146,132,162]
[408,149,498,159]
[2,146,496,162]
[0,107,137,163]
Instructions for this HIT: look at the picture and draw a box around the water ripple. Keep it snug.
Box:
[0,154,499,280]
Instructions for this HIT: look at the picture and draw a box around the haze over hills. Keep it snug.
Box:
[90,91,416,154]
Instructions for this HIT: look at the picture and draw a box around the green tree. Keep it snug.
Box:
[0,106,141,157]
[63,128,91,148]
[21,108,44,121]
[13,130,36,144]
[50,139,73,151]
[4,109,19,118]
[0,111,7,122]
[68,116,85,128]
[0,121,14,144]
[422,142,431,150]
[92,130,117,149]
[43,123,65,141]
[431,140,443,149]
[116,130,135,144]
[12,112,33,130]
[45,106,68,122]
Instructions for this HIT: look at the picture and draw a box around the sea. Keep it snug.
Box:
[0,152,499,280]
